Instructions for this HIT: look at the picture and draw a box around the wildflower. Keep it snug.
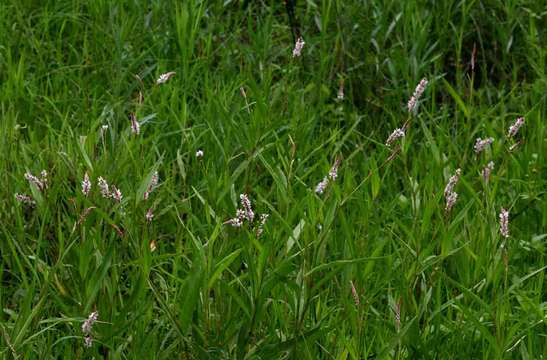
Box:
[481,161,494,182]
[386,128,405,146]
[328,158,341,181]
[474,137,494,154]
[292,37,305,58]
[225,194,258,227]
[24,171,47,191]
[145,207,154,222]
[111,186,123,202]
[196,149,204,159]
[255,213,269,238]
[315,158,341,195]
[15,193,35,206]
[82,311,98,348]
[97,177,110,198]
[337,81,344,101]
[84,336,93,348]
[507,117,524,138]
[445,191,459,212]
[156,71,176,85]
[129,113,140,135]
[499,208,509,238]
[407,78,428,113]
[350,281,360,306]
[144,172,159,200]
[225,209,245,227]
[315,177,329,195]
[444,168,461,198]
[82,172,91,197]
[444,168,461,213]
[81,311,98,334]
[240,193,254,222]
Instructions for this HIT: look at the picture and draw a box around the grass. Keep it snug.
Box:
[0,0,545,358]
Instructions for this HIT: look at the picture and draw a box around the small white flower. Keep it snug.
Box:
[196,149,204,159]
[156,71,176,85]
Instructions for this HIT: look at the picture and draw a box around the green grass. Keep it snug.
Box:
[1,0,545,358]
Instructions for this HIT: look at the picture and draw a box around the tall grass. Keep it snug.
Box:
[1,0,545,358]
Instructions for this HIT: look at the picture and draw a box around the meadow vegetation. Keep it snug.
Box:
[0,0,545,358]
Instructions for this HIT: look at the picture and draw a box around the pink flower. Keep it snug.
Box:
[386,128,405,146]
[481,161,494,182]
[255,213,269,237]
[444,168,461,213]
[145,207,154,222]
[111,186,123,203]
[507,117,524,138]
[24,170,48,191]
[15,193,35,206]
[407,78,428,113]
[97,177,110,198]
[82,172,91,197]
[499,208,509,238]
[474,137,494,154]
[292,37,305,58]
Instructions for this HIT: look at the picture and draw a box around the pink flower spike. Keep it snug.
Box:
[111,186,123,203]
[97,177,110,198]
[474,137,494,154]
[386,128,405,146]
[499,208,509,238]
[146,207,154,222]
[507,117,524,138]
[407,78,429,113]
[292,37,305,58]
[82,172,91,197]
